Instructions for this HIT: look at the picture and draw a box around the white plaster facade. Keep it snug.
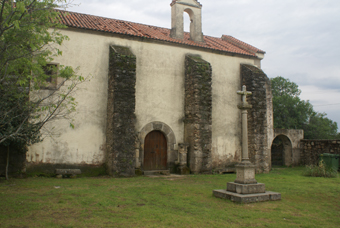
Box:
[26,1,269,173]
[27,27,259,169]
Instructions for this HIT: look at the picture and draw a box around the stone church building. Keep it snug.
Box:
[26,0,274,176]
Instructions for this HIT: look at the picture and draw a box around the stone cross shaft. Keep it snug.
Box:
[237,85,252,163]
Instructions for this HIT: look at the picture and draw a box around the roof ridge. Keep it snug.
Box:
[57,9,226,41]
[56,9,172,31]
[55,10,264,58]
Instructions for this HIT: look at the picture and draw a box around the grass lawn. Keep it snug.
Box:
[0,167,339,228]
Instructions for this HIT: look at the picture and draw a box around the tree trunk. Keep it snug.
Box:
[5,146,9,180]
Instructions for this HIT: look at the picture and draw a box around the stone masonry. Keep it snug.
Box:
[184,55,212,174]
[106,45,137,177]
[301,140,340,166]
[241,64,273,173]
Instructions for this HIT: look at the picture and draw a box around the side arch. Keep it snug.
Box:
[271,135,293,167]
[272,129,304,167]
[139,122,176,170]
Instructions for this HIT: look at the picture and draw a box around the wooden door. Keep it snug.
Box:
[144,131,167,170]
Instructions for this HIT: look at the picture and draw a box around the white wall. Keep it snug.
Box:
[27,28,258,168]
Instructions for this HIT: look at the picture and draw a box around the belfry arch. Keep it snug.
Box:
[170,0,204,42]
[183,8,193,32]
[184,8,194,33]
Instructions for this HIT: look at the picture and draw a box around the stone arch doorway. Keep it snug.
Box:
[272,129,304,167]
[144,131,167,170]
[271,135,292,167]
[139,121,176,171]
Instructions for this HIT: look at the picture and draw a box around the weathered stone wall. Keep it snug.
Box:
[301,140,340,166]
[0,145,26,177]
[184,55,212,174]
[106,45,137,177]
[241,64,272,173]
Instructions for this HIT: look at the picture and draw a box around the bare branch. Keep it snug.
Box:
[0,1,7,25]
[35,80,80,132]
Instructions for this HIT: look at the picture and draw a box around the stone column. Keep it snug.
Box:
[177,143,190,175]
[234,85,257,184]
[178,143,189,166]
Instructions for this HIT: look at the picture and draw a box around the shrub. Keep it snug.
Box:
[304,160,338,178]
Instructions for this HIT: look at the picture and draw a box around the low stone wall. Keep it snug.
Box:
[25,163,106,177]
[301,140,340,166]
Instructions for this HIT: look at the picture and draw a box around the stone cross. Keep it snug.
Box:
[237,85,252,104]
[212,87,281,203]
[237,85,252,163]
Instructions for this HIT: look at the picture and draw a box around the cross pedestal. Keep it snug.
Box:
[213,85,281,203]
[234,163,257,184]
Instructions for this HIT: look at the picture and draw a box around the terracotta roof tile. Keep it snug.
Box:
[56,10,265,58]
[222,35,265,54]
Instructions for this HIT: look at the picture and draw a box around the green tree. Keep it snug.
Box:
[336,133,340,139]
[271,76,313,129]
[0,0,83,179]
[271,76,338,139]
[303,112,338,139]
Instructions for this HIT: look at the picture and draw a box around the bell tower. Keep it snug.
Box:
[170,0,204,42]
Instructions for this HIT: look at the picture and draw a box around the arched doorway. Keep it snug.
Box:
[144,131,167,171]
[271,135,293,167]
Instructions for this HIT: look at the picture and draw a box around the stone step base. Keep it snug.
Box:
[227,182,266,194]
[144,170,170,176]
[213,189,281,204]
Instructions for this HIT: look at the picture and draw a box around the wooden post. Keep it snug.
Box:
[6,146,9,180]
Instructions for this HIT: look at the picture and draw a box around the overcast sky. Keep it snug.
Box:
[66,0,340,128]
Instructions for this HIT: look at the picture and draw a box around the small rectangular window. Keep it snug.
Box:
[43,64,58,89]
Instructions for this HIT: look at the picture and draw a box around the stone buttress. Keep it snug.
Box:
[241,64,274,173]
[184,55,212,174]
[106,45,137,177]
